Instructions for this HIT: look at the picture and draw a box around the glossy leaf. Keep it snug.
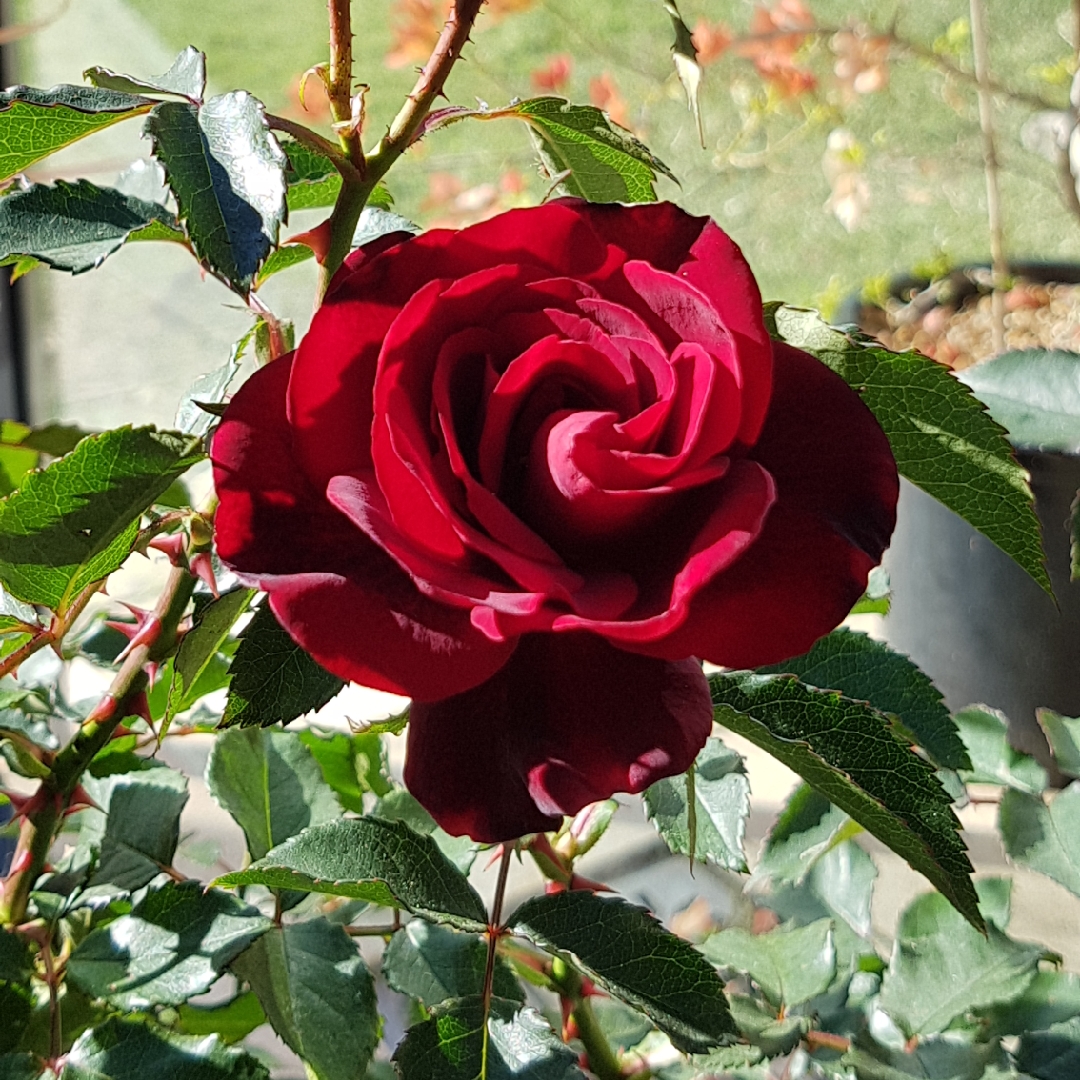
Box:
[758,628,969,771]
[213,817,488,932]
[508,891,734,1053]
[205,727,340,862]
[701,919,835,1009]
[253,242,313,287]
[145,94,286,294]
[957,348,1080,452]
[84,47,207,103]
[67,881,272,1009]
[393,996,583,1080]
[373,788,480,874]
[644,735,749,871]
[382,920,524,1006]
[0,587,39,633]
[770,304,1050,594]
[165,588,255,729]
[0,426,203,612]
[79,763,189,896]
[1000,783,1080,896]
[221,603,345,727]
[0,691,59,752]
[755,784,858,885]
[954,704,1048,793]
[232,918,378,1080]
[297,728,392,813]
[0,180,182,274]
[281,138,392,213]
[0,85,152,183]
[710,670,981,929]
[67,1018,268,1080]
[176,992,266,1044]
[1038,708,1080,778]
[174,327,253,437]
[1018,1018,1080,1079]
[878,890,1041,1035]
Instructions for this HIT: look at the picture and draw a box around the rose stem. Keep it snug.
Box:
[0,564,196,927]
[969,0,1007,353]
[480,842,514,1074]
[0,580,103,682]
[550,956,623,1080]
[317,0,488,296]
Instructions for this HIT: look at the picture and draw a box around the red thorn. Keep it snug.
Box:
[7,848,32,877]
[145,660,161,686]
[483,845,508,871]
[287,220,332,263]
[544,880,566,895]
[567,873,612,893]
[115,613,162,662]
[85,693,117,726]
[126,690,153,726]
[1,789,33,817]
[148,533,187,565]
[189,552,219,598]
[63,784,102,817]
[579,976,599,998]
[560,998,576,1041]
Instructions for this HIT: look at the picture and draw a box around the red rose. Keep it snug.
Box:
[211,200,898,842]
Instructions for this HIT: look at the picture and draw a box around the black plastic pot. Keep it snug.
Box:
[846,264,1080,764]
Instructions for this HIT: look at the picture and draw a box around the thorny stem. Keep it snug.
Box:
[0,565,196,927]
[0,580,104,682]
[480,843,514,1076]
[42,936,61,1061]
[969,0,1008,353]
[318,0,487,295]
[551,957,623,1080]
[328,0,363,164]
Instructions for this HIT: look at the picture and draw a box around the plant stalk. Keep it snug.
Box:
[551,957,623,1080]
[969,0,1008,353]
[0,566,195,927]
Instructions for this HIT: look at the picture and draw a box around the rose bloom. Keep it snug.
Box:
[211,200,898,842]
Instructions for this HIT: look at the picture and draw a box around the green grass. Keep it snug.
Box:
[103,0,1080,302]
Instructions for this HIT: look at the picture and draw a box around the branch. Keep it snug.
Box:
[327,0,364,167]
[0,580,104,682]
[0,565,196,927]
[264,113,365,185]
[550,957,622,1080]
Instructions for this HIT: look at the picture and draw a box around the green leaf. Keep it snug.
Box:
[842,1039,1000,1080]
[0,426,203,612]
[206,727,340,862]
[373,788,480,874]
[724,995,806,1058]
[174,328,253,438]
[1000,782,1080,896]
[383,920,524,1007]
[213,817,488,932]
[165,587,255,730]
[977,875,1013,930]
[1038,708,1080,778]
[84,47,207,103]
[67,881,272,1009]
[0,587,38,633]
[280,138,389,212]
[176,992,266,1044]
[979,969,1080,1036]
[221,603,345,727]
[0,1055,43,1080]
[0,692,59,752]
[298,728,391,813]
[0,930,33,1054]
[1018,1017,1080,1079]
[0,85,152,183]
[67,1018,269,1080]
[701,919,835,1010]
[644,736,749,871]
[145,94,286,294]
[232,918,378,1080]
[393,997,583,1080]
[79,763,189,896]
[0,180,182,274]
[770,304,1050,594]
[508,891,734,1053]
[954,704,1048,793]
[956,349,1080,452]
[758,628,969,771]
[253,242,314,287]
[878,890,1042,1036]
[754,784,857,884]
[850,565,892,615]
[710,670,981,930]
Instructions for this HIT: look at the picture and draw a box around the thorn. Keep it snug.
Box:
[148,532,187,566]
[189,552,219,598]
[115,612,162,662]
[84,693,117,727]
[567,873,612,894]
[288,220,333,264]
[64,784,102,816]
[1,789,33,817]
[126,690,153,726]
[6,848,32,877]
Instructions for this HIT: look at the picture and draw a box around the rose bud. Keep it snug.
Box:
[211,199,898,842]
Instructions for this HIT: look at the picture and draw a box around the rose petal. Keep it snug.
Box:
[404,633,713,841]
[619,341,899,667]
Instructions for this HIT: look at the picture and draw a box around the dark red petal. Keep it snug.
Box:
[404,633,713,842]
[265,567,516,700]
[622,341,899,668]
